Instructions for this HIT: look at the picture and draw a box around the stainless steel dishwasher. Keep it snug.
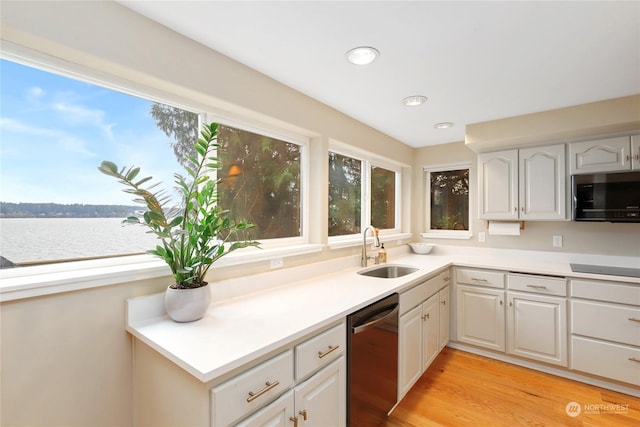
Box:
[347,293,399,426]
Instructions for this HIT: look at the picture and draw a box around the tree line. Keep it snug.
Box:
[0,202,138,218]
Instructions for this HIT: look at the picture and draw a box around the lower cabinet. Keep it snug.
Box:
[398,272,450,401]
[456,284,506,352]
[211,322,346,426]
[237,357,346,427]
[506,291,567,366]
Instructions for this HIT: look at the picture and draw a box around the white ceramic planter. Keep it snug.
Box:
[164,284,211,322]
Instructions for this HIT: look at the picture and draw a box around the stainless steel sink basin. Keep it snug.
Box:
[357,264,418,279]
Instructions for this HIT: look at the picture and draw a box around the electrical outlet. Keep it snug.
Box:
[478,232,486,243]
[553,235,563,248]
[270,257,284,269]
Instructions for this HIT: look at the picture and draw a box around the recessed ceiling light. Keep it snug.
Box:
[434,122,454,129]
[402,96,427,106]
[346,46,379,65]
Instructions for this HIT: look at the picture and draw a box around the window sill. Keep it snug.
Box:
[0,244,324,302]
[328,232,412,250]
[421,231,473,240]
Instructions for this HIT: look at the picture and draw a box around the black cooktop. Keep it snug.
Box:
[570,263,640,278]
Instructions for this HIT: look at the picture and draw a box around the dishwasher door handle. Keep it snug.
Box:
[352,304,399,335]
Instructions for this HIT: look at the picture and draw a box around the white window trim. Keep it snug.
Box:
[328,141,406,245]
[422,163,473,240]
[0,46,317,299]
[205,113,311,248]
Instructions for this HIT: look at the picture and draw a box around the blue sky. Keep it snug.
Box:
[0,59,183,205]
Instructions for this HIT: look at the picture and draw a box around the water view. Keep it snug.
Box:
[0,218,159,265]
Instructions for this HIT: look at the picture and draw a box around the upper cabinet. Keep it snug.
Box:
[569,135,640,174]
[478,144,566,221]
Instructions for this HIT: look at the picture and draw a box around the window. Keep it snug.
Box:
[423,164,472,239]
[216,123,302,241]
[0,58,305,268]
[0,58,193,266]
[328,148,400,240]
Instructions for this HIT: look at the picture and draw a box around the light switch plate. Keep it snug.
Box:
[270,257,284,269]
[553,235,563,247]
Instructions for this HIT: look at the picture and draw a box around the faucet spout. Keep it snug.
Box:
[361,225,381,267]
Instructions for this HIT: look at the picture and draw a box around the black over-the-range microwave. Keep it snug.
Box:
[572,171,640,222]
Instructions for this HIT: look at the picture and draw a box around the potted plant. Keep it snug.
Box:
[98,122,259,322]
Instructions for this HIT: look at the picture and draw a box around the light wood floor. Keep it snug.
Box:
[383,347,640,427]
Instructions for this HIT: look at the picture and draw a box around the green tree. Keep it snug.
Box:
[328,152,361,236]
[150,103,301,240]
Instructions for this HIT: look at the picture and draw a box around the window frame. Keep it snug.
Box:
[422,163,473,240]
[0,46,318,292]
[328,141,404,247]
[204,113,310,249]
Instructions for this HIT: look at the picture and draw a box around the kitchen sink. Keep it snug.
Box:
[357,264,418,279]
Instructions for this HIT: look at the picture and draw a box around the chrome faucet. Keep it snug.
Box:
[361,225,381,267]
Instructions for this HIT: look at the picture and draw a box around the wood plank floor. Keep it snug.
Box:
[383,347,640,427]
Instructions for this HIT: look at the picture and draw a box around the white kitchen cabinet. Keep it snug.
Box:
[478,144,565,220]
[238,357,346,427]
[570,278,640,386]
[422,294,440,371]
[569,135,640,174]
[438,285,450,351]
[398,304,423,399]
[456,284,505,352]
[506,291,567,366]
[398,272,449,400]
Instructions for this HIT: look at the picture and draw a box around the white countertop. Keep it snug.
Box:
[126,246,639,383]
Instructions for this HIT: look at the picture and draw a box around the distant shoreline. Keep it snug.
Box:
[0,202,139,219]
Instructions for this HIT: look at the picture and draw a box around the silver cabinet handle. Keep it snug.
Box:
[629,317,640,323]
[290,416,298,427]
[526,285,548,290]
[471,277,488,282]
[247,380,280,402]
[318,345,339,359]
[441,300,446,306]
[299,410,308,421]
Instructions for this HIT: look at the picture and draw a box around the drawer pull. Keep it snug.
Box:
[441,300,446,306]
[318,345,339,359]
[289,416,298,427]
[247,380,280,402]
[526,285,548,289]
[629,317,640,323]
[629,357,640,363]
[471,277,488,282]
[299,410,308,421]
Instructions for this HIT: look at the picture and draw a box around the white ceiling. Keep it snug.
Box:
[118,1,640,148]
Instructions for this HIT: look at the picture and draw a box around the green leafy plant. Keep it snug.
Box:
[98,122,259,289]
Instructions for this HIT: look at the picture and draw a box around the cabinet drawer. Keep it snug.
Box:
[295,323,346,381]
[572,300,640,346]
[399,275,441,315]
[571,279,640,305]
[571,336,640,386]
[508,273,566,296]
[456,268,505,289]
[211,350,294,427]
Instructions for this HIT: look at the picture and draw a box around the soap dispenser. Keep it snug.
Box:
[378,243,387,263]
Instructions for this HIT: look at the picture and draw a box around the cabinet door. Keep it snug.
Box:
[569,136,631,174]
[507,292,567,367]
[519,144,566,220]
[235,390,294,427]
[632,135,640,170]
[478,150,519,220]
[456,285,505,351]
[439,286,450,350]
[398,305,422,399]
[294,357,346,427]
[422,294,439,370]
